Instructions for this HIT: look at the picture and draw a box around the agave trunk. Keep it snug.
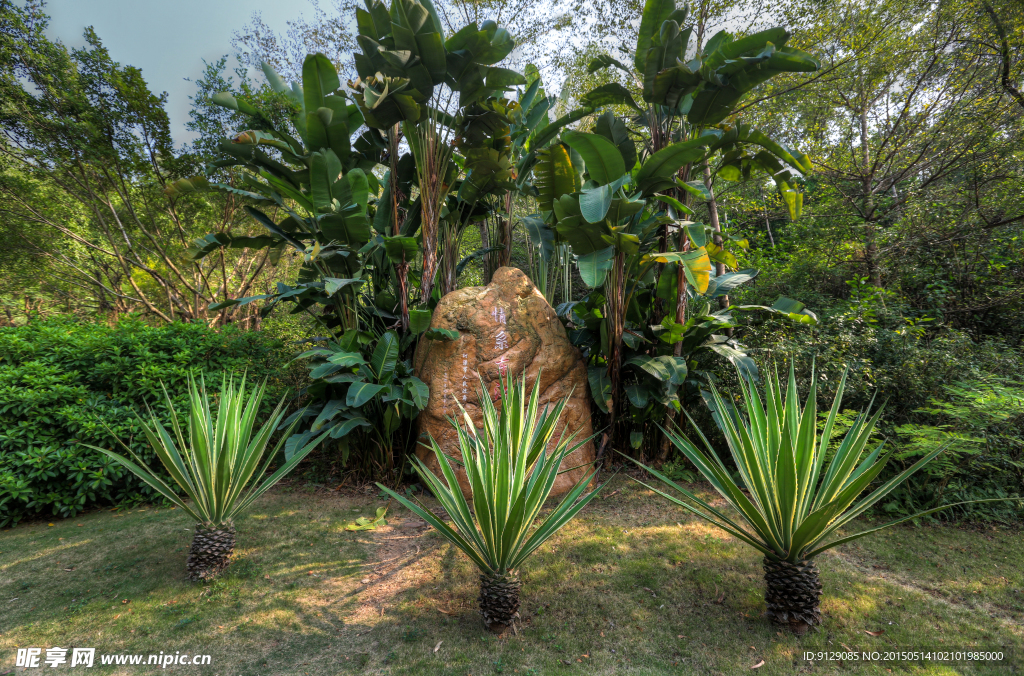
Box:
[186,524,236,581]
[479,572,521,632]
[763,557,823,634]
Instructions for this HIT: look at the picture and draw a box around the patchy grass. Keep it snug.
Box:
[1,475,1022,675]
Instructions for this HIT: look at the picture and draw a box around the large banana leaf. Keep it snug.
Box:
[634,137,711,194]
[634,0,682,71]
[562,131,627,186]
[534,143,580,215]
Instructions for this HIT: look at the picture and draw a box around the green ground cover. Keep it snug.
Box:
[2,475,1021,675]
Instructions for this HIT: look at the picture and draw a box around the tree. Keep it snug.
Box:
[0,2,280,325]
[773,0,1024,288]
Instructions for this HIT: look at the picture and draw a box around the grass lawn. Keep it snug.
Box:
[1,474,1022,675]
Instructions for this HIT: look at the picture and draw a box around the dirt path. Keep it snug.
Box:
[347,509,451,626]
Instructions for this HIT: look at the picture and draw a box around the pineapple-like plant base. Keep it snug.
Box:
[478,573,521,633]
[763,557,823,634]
[186,524,236,581]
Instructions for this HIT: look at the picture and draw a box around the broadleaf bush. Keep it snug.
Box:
[0,318,290,526]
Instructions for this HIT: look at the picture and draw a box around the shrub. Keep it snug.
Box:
[887,378,1024,521]
[0,317,290,526]
[88,374,326,580]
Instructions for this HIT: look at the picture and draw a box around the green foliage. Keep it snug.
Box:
[344,505,388,531]
[175,52,385,334]
[286,329,428,476]
[378,375,602,576]
[0,318,288,526]
[85,375,326,527]
[889,378,1024,521]
[0,4,282,325]
[519,0,823,457]
[659,457,697,483]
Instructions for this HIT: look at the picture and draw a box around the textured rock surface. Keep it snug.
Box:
[413,267,595,497]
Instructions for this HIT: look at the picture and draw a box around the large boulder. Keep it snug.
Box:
[413,267,595,497]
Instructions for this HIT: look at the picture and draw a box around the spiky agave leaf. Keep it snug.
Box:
[83,374,329,527]
[377,373,602,576]
[627,362,1003,563]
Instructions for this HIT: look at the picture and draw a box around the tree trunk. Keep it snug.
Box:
[479,572,521,633]
[598,250,627,467]
[186,524,236,582]
[703,160,729,311]
[389,124,411,332]
[763,557,823,635]
[859,109,881,287]
[478,219,492,285]
[657,160,693,464]
[760,184,776,247]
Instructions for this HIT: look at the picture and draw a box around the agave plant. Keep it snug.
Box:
[632,364,968,634]
[378,375,602,633]
[85,375,327,581]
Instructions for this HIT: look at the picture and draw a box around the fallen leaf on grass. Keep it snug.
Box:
[865,629,885,637]
[433,640,443,653]
[751,660,765,669]
[345,506,388,531]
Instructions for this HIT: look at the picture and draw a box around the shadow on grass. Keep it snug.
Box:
[2,476,1022,675]
[0,491,375,674]
[356,475,1024,675]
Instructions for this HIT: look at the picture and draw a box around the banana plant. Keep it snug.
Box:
[587,0,818,217]
[513,71,595,302]
[521,121,721,458]
[285,329,429,476]
[350,0,529,301]
[584,0,820,321]
[523,120,818,459]
[167,53,385,334]
[562,0,820,457]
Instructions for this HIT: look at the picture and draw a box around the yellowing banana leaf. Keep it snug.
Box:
[642,249,712,294]
[706,241,738,269]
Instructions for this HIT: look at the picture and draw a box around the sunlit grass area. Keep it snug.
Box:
[2,476,1022,675]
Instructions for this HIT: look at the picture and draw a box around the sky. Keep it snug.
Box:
[43,0,322,146]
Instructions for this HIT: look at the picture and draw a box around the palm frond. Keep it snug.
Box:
[631,363,954,562]
[378,373,602,575]
[83,374,327,527]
